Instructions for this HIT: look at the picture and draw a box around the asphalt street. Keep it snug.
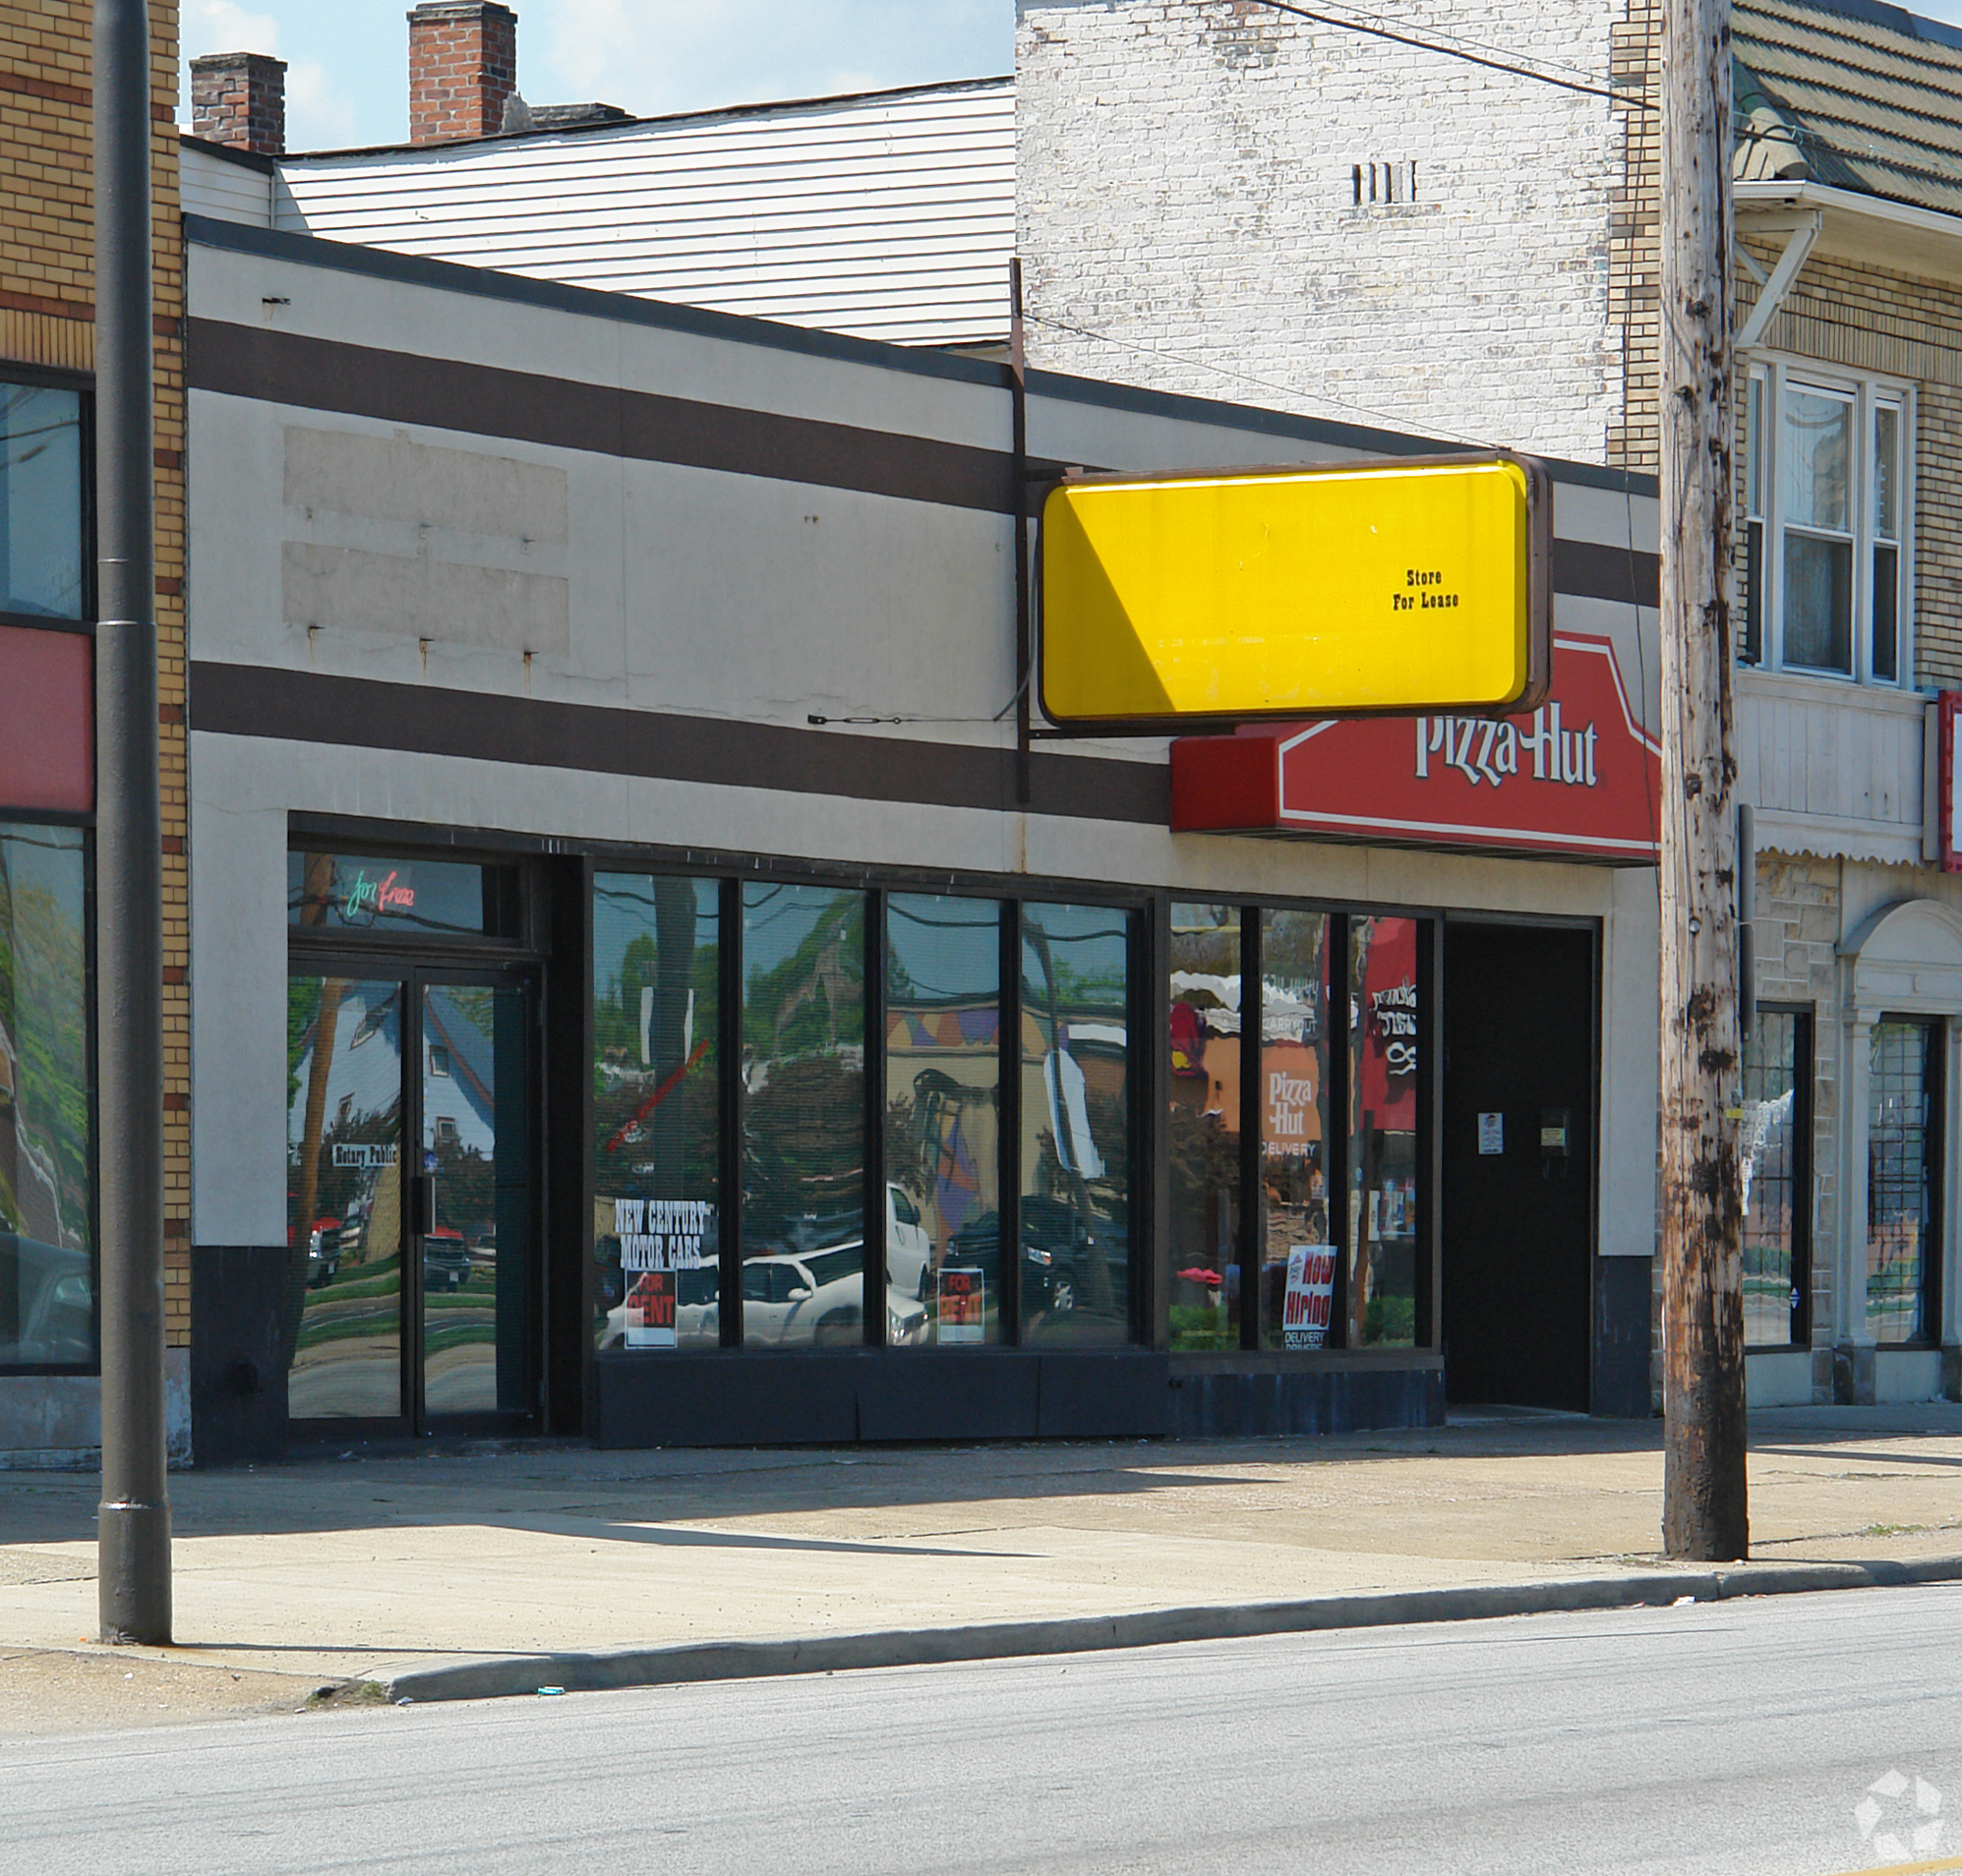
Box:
[9,1584,1962,1875]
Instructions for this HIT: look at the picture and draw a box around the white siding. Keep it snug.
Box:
[181,141,274,226]
[274,82,1013,348]
[1736,670,1929,864]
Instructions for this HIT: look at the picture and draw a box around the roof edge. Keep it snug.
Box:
[273,73,1014,166]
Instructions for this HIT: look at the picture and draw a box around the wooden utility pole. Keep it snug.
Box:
[1658,0,1749,1558]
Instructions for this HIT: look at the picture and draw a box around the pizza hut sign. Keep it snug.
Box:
[1170,633,1659,865]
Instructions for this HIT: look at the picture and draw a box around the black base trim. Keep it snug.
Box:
[1167,1364,1443,1436]
[594,1349,1174,1446]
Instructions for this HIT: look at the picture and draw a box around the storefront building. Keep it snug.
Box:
[175,209,1662,1457]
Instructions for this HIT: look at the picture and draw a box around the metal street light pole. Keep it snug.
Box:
[93,0,171,1644]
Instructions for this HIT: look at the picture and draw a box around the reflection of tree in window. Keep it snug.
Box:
[0,827,92,1258]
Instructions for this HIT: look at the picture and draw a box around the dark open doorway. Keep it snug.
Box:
[1441,922,1595,1410]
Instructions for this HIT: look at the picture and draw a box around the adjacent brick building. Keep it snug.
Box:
[0,0,190,1457]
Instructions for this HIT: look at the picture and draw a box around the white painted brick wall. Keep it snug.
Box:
[1017,0,1626,461]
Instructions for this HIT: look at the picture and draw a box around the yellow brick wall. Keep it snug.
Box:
[0,2,190,1349]
[1607,0,1661,477]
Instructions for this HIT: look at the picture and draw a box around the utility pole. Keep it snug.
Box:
[1658,0,1749,1558]
[94,0,171,1643]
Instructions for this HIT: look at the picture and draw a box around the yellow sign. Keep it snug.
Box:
[1039,453,1551,729]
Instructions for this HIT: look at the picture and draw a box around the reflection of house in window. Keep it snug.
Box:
[430,1044,451,1078]
[434,1116,459,1145]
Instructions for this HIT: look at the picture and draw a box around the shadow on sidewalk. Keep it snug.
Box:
[2,1403,1957,1551]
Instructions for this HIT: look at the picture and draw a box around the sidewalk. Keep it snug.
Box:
[3,1403,1961,1730]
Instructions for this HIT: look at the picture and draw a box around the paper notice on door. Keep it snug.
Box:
[1477,1112,1504,1155]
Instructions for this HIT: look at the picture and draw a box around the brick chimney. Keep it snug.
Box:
[190,51,288,157]
[407,2,518,145]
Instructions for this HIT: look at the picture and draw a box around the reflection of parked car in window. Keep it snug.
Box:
[740,1246,929,1348]
[742,1248,862,1346]
[941,1197,1124,1318]
[0,1232,92,1365]
[885,1184,931,1300]
[305,1216,342,1288]
[421,1227,471,1291]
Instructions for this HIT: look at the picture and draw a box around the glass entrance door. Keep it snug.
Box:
[415,978,535,1421]
[285,967,537,1432]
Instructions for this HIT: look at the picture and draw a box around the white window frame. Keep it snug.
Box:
[1742,355,1916,687]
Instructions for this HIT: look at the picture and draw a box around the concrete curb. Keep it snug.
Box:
[376,1554,1962,1705]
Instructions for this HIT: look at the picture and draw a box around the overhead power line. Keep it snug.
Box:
[1220,0,1660,111]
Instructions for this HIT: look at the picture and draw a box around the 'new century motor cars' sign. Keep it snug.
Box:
[1169,633,1659,864]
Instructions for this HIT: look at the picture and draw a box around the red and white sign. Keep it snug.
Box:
[1281,1245,1336,1350]
[1170,633,1659,864]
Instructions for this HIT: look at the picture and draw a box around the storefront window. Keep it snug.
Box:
[742,883,866,1347]
[886,895,1001,1347]
[1260,910,1334,1350]
[0,382,85,621]
[0,823,91,1366]
[1742,1007,1810,1347]
[592,875,721,1352]
[1168,905,1240,1351]
[288,850,516,940]
[1868,1019,1939,1345]
[1021,903,1131,1345]
[1347,915,1419,1347]
[285,976,404,1418]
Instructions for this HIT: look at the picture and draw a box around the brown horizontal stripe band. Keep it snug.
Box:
[185,326,1654,588]
[188,662,1171,826]
[187,320,1028,515]
[1552,537,1660,609]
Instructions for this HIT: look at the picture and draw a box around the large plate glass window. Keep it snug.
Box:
[741,883,866,1348]
[1741,365,1911,685]
[1741,1005,1810,1348]
[1867,1018,1940,1346]
[0,823,92,1367]
[1168,904,1241,1350]
[886,895,1001,1348]
[1260,910,1335,1350]
[591,875,721,1352]
[1021,903,1132,1345]
[1347,915,1420,1347]
[0,381,86,622]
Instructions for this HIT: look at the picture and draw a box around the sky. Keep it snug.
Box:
[179,0,1013,151]
[181,0,1962,154]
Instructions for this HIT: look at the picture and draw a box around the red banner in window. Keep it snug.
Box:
[0,623,91,814]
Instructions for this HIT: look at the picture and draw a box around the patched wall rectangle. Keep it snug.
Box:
[284,425,568,542]
[282,541,570,653]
